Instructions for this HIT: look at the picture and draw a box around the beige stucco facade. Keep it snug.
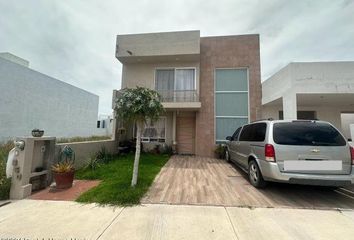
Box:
[115,31,261,157]
[121,61,200,92]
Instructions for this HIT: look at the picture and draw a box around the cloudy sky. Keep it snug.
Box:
[1,0,353,114]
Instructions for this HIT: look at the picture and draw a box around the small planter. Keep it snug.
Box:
[53,170,75,189]
[32,129,44,137]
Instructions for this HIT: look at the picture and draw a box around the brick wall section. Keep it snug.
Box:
[195,35,262,157]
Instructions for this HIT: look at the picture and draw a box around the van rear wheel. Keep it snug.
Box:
[248,160,267,188]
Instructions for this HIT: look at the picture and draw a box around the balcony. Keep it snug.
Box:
[157,90,201,110]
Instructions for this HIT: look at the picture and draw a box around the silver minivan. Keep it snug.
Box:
[225,120,354,188]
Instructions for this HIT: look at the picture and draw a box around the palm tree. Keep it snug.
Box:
[115,87,164,187]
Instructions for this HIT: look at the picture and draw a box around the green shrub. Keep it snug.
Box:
[85,147,114,171]
[214,144,226,159]
[57,135,111,144]
[160,144,173,156]
[0,141,13,200]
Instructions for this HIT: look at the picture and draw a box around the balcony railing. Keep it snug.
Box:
[157,90,199,102]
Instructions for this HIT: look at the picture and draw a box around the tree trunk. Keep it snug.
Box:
[131,122,142,187]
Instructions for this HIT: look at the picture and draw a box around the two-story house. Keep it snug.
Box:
[115,30,261,157]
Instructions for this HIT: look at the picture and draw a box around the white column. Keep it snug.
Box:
[172,111,177,145]
[282,94,297,120]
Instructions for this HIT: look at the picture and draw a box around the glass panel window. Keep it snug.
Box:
[155,69,174,91]
[215,69,248,91]
[215,92,248,116]
[216,118,248,142]
[136,118,166,142]
[155,68,195,91]
[175,69,195,90]
[215,69,249,143]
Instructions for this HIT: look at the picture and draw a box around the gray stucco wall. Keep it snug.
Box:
[116,30,200,60]
[0,57,100,142]
[56,140,118,169]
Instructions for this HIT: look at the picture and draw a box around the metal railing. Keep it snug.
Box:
[157,90,199,102]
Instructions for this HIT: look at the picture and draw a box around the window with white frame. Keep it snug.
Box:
[135,117,166,143]
[155,68,195,91]
[215,69,249,143]
[155,68,196,102]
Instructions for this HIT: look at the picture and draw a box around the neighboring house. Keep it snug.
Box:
[115,30,261,157]
[96,114,114,136]
[0,52,109,142]
[262,61,354,140]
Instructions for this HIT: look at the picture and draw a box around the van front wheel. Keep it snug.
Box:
[248,160,267,188]
[225,149,231,162]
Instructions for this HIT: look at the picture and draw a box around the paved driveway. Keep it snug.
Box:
[1,200,354,239]
[142,155,354,209]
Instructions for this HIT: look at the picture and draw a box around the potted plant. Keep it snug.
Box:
[52,145,75,189]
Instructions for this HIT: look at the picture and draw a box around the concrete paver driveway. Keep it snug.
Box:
[142,155,354,209]
[1,200,354,239]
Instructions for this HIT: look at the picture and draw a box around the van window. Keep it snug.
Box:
[273,122,346,146]
[232,127,242,140]
[239,123,267,142]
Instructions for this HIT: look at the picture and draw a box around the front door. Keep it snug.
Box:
[176,113,195,154]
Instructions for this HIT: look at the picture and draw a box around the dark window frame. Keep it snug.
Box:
[232,127,242,141]
[273,122,346,146]
[239,123,267,142]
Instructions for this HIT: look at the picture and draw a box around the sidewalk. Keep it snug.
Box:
[1,200,354,239]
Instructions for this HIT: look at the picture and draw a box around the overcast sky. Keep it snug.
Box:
[1,0,353,114]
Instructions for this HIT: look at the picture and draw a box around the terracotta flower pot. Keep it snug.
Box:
[53,170,75,189]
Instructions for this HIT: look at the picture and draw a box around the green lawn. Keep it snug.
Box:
[75,153,170,206]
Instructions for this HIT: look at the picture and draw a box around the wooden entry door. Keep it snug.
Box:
[176,114,196,154]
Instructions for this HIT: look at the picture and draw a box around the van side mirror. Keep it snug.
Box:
[226,136,233,141]
[348,138,352,142]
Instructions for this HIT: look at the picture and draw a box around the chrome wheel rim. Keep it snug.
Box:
[250,163,258,183]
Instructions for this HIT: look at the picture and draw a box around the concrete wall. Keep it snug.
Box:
[263,62,354,105]
[350,124,354,141]
[0,52,29,67]
[55,140,118,169]
[262,105,354,137]
[341,114,354,139]
[290,62,354,94]
[262,61,354,127]
[116,30,200,62]
[0,56,102,143]
[262,64,292,105]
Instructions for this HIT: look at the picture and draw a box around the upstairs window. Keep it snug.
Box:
[155,68,195,91]
[155,68,196,102]
[215,68,249,143]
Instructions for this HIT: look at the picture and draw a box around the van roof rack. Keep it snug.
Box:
[251,118,273,123]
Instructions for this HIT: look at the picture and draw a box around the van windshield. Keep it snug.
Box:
[273,122,346,146]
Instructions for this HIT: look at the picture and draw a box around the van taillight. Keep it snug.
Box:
[265,144,276,162]
[350,146,354,165]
